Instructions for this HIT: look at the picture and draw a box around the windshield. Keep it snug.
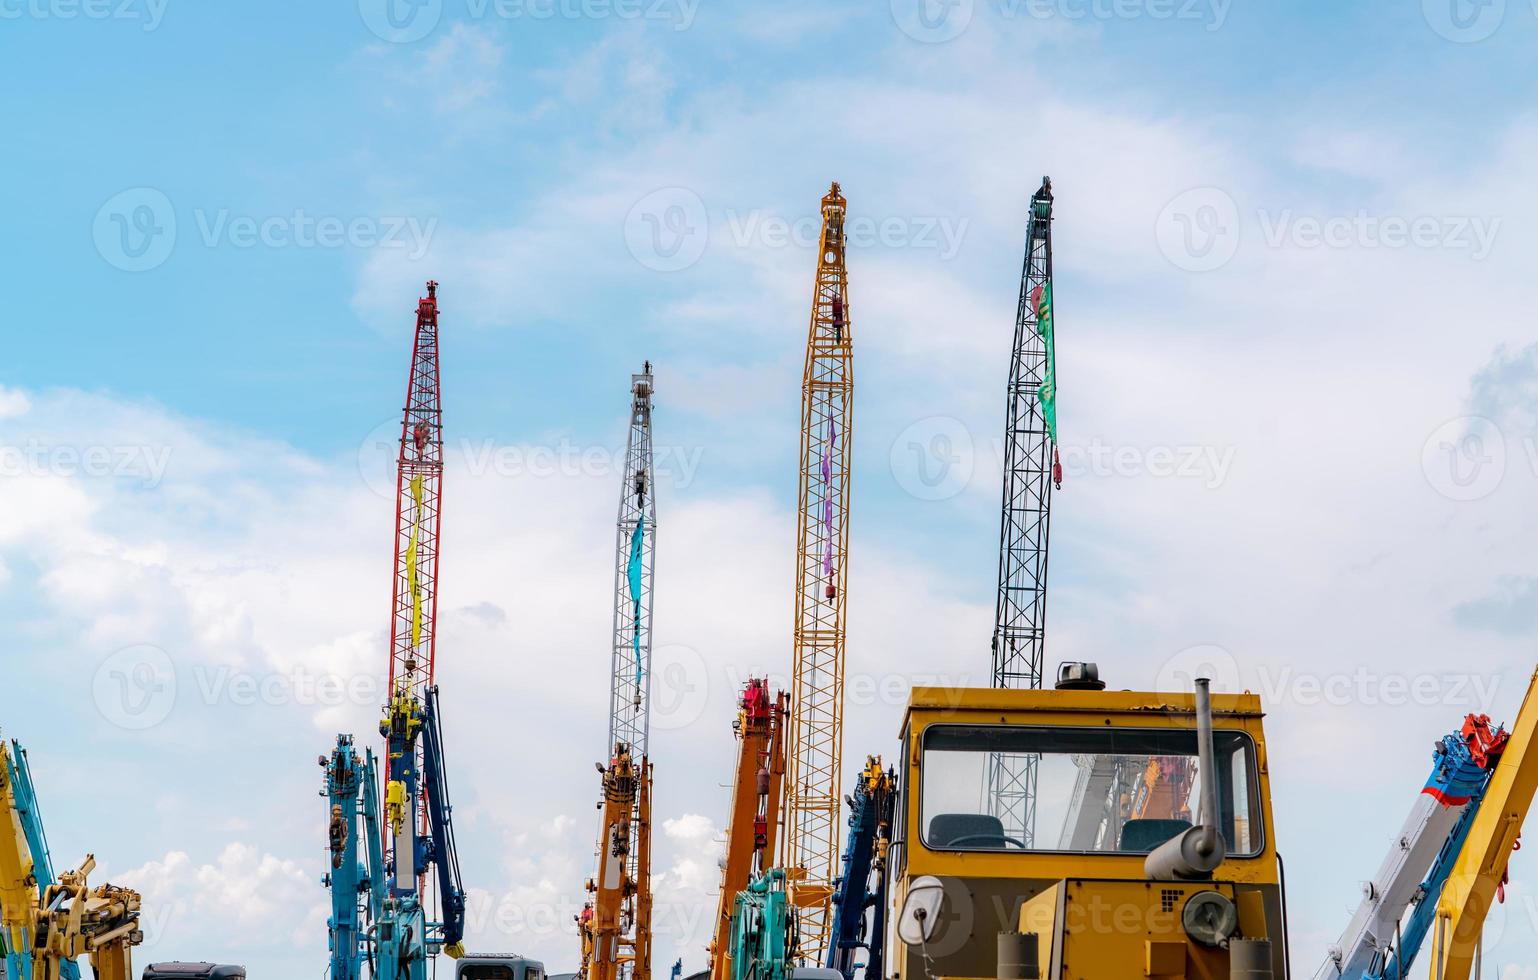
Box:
[920,725,1261,856]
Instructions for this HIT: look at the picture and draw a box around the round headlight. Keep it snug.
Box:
[1182,891,1239,948]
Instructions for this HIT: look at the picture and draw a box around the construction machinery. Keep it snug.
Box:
[1313,714,1508,980]
[2,777,142,980]
[321,280,469,980]
[30,855,142,980]
[2,739,79,980]
[1422,668,1538,979]
[988,176,1061,849]
[728,870,795,980]
[3,738,246,980]
[709,680,789,980]
[140,966,246,980]
[783,181,855,964]
[888,665,1286,979]
[824,759,895,980]
[578,365,659,980]
[454,955,547,980]
[379,280,449,904]
[1307,667,1538,980]
[579,746,653,980]
[321,735,386,980]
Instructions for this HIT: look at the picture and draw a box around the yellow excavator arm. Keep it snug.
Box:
[1,740,38,967]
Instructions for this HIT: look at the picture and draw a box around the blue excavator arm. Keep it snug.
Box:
[422,686,467,957]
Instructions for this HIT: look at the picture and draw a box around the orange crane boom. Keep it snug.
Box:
[709,679,788,980]
[581,747,651,980]
[782,182,854,962]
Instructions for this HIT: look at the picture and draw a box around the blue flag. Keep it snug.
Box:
[628,521,645,688]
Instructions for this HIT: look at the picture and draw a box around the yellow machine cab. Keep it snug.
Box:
[887,663,1285,980]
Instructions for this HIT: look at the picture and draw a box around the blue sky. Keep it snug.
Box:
[7,0,1538,977]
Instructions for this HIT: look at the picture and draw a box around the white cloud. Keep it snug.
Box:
[418,23,505,112]
[120,844,321,958]
[0,385,30,418]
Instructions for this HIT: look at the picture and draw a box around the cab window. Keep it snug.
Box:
[919,724,1261,856]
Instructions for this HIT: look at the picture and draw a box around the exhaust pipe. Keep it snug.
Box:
[1146,677,1227,881]
[997,932,1040,980]
[1229,939,1273,979]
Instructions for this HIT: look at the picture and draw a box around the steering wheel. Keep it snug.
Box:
[945,833,1029,849]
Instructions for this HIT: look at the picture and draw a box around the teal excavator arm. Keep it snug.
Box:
[2,739,81,980]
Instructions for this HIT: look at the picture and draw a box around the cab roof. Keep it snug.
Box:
[903,685,1264,729]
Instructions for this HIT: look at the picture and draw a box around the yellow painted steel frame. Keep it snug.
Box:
[32,854,142,980]
[582,747,653,980]
[784,181,854,963]
[1018,879,1257,979]
[710,689,788,980]
[0,740,37,968]
[1428,667,1538,980]
[635,760,653,980]
[888,687,1282,980]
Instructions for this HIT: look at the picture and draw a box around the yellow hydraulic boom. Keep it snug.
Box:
[782,181,854,963]
[1428,667,1538,980]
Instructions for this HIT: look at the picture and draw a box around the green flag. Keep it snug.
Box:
[1034,282,1058,443]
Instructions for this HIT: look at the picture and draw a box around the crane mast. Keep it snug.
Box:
[783,181,854,961]
[581,366,659,980]
[988,177,1059,846]
[610,364,657,759]
[382,280,444,894]
[321,281,466,980]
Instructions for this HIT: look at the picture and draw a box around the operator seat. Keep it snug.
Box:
[929,813,1011,849]
[1117,818,1192,853]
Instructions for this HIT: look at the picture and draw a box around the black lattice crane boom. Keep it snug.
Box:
[987,178,1061,846]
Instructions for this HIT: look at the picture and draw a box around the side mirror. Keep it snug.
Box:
[897,875,946,947]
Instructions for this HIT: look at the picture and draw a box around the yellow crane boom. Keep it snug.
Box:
[782,181,854,962]
[1429,667,1538,979]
